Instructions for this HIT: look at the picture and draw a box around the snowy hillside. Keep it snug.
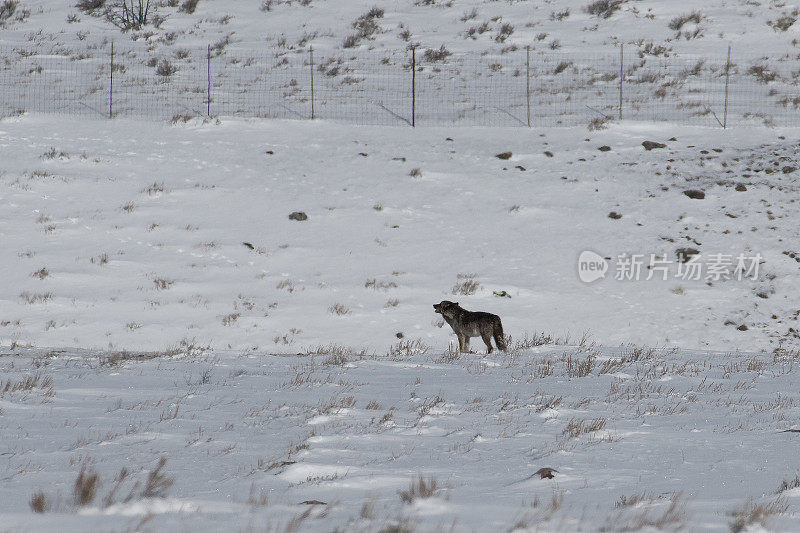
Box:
[3,1,800,127]
[3,114,800,530]
[1,0,798,56]
[2,116,800,354]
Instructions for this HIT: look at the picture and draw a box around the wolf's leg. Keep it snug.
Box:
[493,318,507,351]
[481,330,494,354]
[457,334,466,353]
[463,337,471,353]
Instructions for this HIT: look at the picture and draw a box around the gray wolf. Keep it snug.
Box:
[433,300,507,353]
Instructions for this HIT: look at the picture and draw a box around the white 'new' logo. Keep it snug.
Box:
[577,251,608,283]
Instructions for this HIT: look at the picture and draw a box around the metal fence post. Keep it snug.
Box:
[109,41,114,119]
[310,45,315,119]
[723,44,731,129]
[411,46,416,127]
[526,45,531,127]
[618,43,623,120]
[207,44,211,117]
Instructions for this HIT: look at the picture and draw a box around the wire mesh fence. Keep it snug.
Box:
[2,43,800,127]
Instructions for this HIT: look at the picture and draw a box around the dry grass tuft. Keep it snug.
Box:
[30,267,50,279]
[328,303,350,316]
[564,350,595,377]
[669,11,703,31]
[1,373,53,395]
[19,291,53,304]
[399,475,439,503]
[562,417,606,438]
[247,483,269,507]
[306,344,369,365]
[143,457,174,498]
[153,278,174,290]
[99,347,186,367]
[143,182,166,196]
[776,474,800,494]
[29,491,48,513]
[388,338,429,357]
[729,497,788,532]
[585,0,623,19]
[365,278,398,290]
[452,273,479,295]
[589,115,612,131]
[73,467,99,506]
[603,493,687,531]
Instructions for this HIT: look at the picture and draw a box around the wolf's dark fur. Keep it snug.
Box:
[433,300,507,353]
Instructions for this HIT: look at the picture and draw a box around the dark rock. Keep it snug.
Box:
[242,242,254,250]
[265,150,274,155]
[396,332,404,339]
[544,151,554,157]
[515,165,526,171]
[783,165,797,174]
[683,190,705,199]
[533,468,558,479]
[668,137,677,141]
[608,211,622,219]
[598,145,612,152]
[676,247,700,263]
[288,211,308,221]
[735,183,747,192]
[359,152,368,157]
[642,140,667,150]
[737,324,748,331]
[495,151,512,160]
[493,290,511,298]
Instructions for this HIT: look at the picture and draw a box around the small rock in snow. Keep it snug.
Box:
[683,190,705,199]
[534,467,558,479]
[642,140,667,150]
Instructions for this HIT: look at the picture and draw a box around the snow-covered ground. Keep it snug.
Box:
[2,342,800,531]
[2,114,800,531]
[2,115,799,353]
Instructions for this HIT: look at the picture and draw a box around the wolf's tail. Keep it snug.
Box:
[494,317,507,351]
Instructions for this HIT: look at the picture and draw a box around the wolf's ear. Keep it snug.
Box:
[454,302,459,306]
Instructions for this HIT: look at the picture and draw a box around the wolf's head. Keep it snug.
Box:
[433,300,459,318]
